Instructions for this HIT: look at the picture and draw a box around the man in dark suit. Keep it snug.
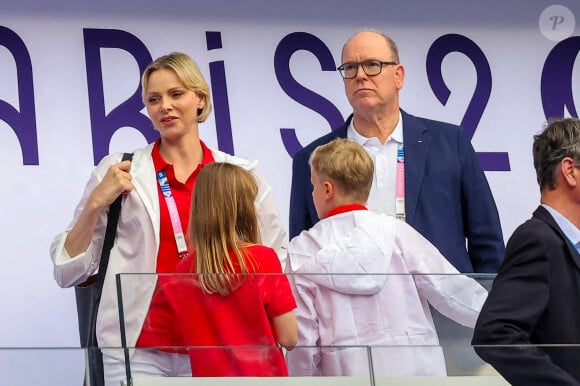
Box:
[472,118,580,385]
[290,30,504,273]
[289,30,505,374]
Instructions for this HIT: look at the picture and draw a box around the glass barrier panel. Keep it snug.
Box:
[0,348,86,386]
[114,273,507,385]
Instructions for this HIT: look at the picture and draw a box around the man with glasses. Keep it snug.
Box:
[290,30,504,273]
[473,118,580,385]
[289,30,504,374]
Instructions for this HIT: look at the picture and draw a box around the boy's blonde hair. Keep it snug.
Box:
[189,163,260,296]
[141,52,213,122]
[309,138,374,202]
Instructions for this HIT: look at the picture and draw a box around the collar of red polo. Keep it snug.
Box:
[326,204,368,218]
[152,138,214,173]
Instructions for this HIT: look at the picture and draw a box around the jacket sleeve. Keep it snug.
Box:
[457,127,505,272]
[397,220,487,328]
[49,154,120,288]
[472,223,580,386]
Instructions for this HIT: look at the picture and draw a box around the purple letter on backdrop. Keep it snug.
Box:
[0,26,38,165]
[274,32,344,157]
[427,34,510,171]
[206,31,234,154]
[541,36,579,120]
[84,28,156,165]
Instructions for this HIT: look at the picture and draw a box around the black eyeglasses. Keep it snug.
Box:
[337,60,398,79]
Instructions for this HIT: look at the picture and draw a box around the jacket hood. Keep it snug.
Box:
[289,211,396,295]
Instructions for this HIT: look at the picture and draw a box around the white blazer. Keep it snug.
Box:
[50,143,287,360]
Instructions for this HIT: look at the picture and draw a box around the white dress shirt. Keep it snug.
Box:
[347,111,403,216]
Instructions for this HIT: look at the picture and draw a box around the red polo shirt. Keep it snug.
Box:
[163,244,297,376]
[136,138,215,348]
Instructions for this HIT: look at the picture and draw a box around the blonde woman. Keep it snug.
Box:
[50,53,286,384]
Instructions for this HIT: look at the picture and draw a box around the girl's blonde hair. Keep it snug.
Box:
[189,162,260,296]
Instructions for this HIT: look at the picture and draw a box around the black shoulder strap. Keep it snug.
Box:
[95,152,134,285]
[77,152,134,385]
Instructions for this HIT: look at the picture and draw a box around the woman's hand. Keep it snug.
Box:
[64,159,133,258]
[88,160,134,209]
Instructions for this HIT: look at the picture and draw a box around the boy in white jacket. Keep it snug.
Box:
[286,138,488,377]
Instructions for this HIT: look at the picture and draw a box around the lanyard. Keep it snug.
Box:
[395,141,406,221]
[156,169,189,258]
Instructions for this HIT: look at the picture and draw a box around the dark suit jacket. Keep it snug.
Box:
[472,206,580,385]
[289,110,504,272]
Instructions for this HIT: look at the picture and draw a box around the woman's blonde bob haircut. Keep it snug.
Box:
[141,52,213,122]
[188,162,260,296]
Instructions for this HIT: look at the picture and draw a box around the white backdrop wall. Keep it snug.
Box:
[0,0,578,356]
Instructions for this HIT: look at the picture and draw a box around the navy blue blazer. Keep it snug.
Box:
[473,206,580,385]
[289,110,504,273]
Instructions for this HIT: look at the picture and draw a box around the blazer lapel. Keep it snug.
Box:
[534,206,580,272]
[338,115,352,138]
[129,145,161,246]
[401,110,431,223]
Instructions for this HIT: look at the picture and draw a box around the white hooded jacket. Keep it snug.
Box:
[286,209,487,377]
